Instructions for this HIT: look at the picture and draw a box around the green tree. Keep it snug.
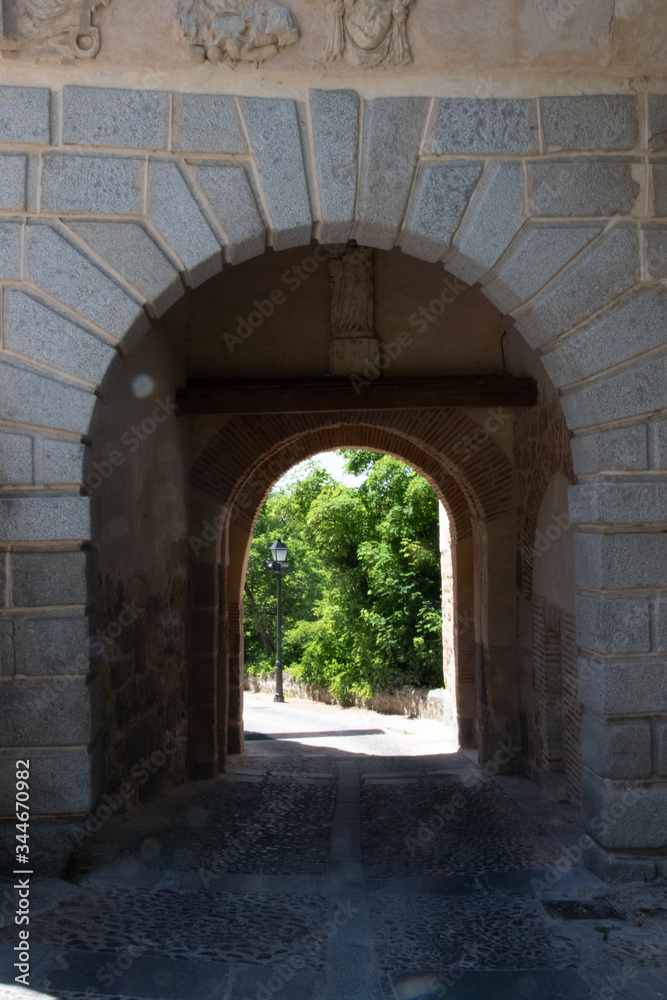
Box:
[243,462,333,672]
[243,452,443,700]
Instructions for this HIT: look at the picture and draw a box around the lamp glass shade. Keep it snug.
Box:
[270,538,288,563]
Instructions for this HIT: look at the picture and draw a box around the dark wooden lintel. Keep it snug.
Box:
[177,375,538,415]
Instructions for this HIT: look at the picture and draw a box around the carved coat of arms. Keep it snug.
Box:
[322,0,416,67]
[176,0,300,65]
[0,0,110,58]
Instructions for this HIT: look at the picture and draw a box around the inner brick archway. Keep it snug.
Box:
[189,412,515,773]
[0,87,665,880]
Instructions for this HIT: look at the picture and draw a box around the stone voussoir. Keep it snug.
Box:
[528,157,642,217]
[401,160,484,263]
[66,219,184,318]
[191,162,266,266]
[561,353,667,429]
[309,89,359,246]
[25,221,148,340]
[513,222,641,350]
[649,419,667,469]
[0,360,97,436]
[0,430,34,484]
[147,158,223,288]
[237,96,312,252]
[4,287,118,385]
[353,96,429,251]
[481,220,604,315]
[40,151,146,216]
[643,223,667,279]
[446,160,525,284]
[42,437,87,485]
[541,282,667,387]
[172,92,247,154]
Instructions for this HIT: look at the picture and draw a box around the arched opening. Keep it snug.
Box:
[0,85,663,885]
[241,448,459,737]
[2,238,571,870]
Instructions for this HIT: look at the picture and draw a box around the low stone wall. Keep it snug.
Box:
[243,673,453,724]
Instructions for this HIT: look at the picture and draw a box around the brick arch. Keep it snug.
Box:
[189,415,494,765]
[0,86,665,876]
[192,410,514,537]
[218,433,469,545]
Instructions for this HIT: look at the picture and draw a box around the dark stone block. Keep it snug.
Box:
[11,549,97,607]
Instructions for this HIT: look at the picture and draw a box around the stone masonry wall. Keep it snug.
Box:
[85,323,191,815]
[0,79,665,875]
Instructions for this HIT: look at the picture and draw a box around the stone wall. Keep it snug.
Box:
[532,595,581,803]
[244,674,452,725]
[86,322,191,811]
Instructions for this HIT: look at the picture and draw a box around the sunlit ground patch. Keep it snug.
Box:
[391,973,445,999]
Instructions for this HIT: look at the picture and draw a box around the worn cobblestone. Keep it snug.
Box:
[30,883,327,967]
[361,776,564,878]
[371,895,579,970]
[3,702,666,1000]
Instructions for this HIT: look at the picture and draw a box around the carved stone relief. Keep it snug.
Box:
[322,0,416,68]
[176,0,300,65]
[325,243,380,376]
[328,243,374,338]
[0,0,109,59]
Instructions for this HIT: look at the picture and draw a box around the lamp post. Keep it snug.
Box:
[265,538,289,703]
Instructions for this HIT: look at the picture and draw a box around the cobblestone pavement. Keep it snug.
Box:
[1,694,666,999]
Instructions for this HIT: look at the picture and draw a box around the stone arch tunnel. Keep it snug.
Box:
[0,83,665,891]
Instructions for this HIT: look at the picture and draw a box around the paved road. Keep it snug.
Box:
[1,699,666,1000]
[243,691,459,757]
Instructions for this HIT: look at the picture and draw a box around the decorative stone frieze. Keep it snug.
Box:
[175,0,300,65]
[0,0,109,60]
[322,0,416,67]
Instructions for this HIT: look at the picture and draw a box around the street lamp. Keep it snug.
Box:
[265,538,289,703]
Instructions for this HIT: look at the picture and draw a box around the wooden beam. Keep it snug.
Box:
[177,376,538,415]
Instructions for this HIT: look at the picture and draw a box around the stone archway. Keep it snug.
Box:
[0,87,665,878]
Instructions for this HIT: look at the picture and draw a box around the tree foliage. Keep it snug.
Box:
[243,451,443,701]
